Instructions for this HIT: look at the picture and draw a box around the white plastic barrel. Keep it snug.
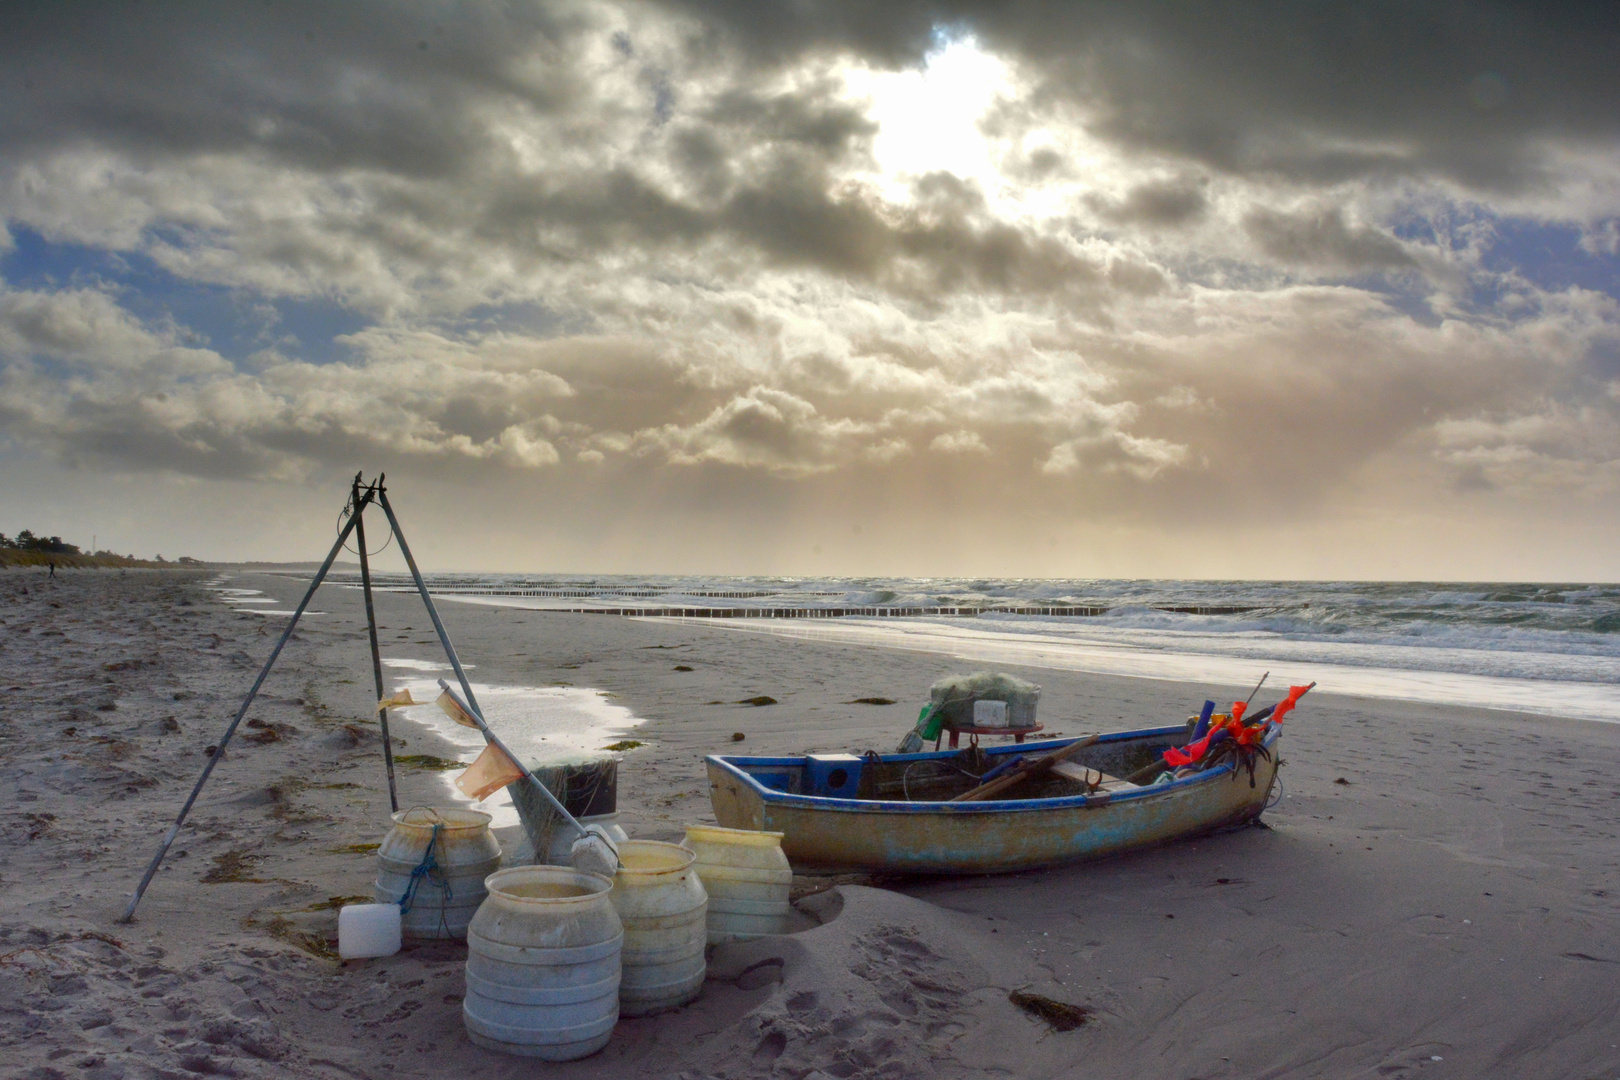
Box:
[374,807,501,939]
[463,866,622,1060]
[610,841,707,1017]
[682,825,793,943]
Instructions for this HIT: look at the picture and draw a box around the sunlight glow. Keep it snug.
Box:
[844,36,1014,201]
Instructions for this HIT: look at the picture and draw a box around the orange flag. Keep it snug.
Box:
[455,742,525,801]
[436,690,481,730]
[1269,684,1314,726]
[377,689,418,710]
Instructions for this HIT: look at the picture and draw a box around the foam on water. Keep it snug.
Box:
[310,572,1620,724]
[382,657,474,672]
[204,576,323,615]
[380,658,644,827]
[662,616,1620,724]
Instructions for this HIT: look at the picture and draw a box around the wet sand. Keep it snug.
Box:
[3,568,1617,1079]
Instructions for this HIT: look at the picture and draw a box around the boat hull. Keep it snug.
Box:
[706,727,1280,875]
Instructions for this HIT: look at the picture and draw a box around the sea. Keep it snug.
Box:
[323,574,1620,726]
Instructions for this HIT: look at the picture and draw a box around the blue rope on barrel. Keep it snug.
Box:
[397,822,449,915]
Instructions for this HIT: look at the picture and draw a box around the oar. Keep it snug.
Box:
[950,734,1101,802]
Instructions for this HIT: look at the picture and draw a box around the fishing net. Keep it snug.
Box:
[929,671,1041,728]
[507,757,618,864]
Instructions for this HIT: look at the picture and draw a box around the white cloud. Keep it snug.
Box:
[1041,430,1190,480]
[930,430,989,454]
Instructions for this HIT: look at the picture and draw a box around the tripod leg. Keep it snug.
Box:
[354,485,399,812]
[119,492,373,923]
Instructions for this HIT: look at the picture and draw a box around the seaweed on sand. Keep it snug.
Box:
[201,849,267,883]
[263,916,341,962]
[393,754,463,771]
[1009,990,1090,1032]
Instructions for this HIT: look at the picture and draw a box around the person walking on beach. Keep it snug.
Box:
[47,561,55,579]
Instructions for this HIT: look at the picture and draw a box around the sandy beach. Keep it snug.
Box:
[3,568,1618,1080]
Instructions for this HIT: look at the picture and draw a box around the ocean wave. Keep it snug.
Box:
[336,571,1620,684]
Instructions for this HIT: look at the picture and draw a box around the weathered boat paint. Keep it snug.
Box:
[705,725,1280,874]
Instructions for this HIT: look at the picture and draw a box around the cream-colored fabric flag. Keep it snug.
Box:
[436,690,481,729]
[377,689,417,710]
[455,742,525,801]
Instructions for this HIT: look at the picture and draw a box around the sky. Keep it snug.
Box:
[2,1,1619,580]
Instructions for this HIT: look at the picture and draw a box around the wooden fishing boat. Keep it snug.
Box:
[705,723,1281,875]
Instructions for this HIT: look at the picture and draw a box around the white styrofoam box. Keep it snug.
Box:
[338,903,402,959]
[973,700,1009,728]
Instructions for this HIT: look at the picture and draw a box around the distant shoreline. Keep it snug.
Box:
[0,553,358,571]
[0,551,181,570]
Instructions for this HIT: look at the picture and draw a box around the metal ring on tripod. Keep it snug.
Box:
[337,498,396,558]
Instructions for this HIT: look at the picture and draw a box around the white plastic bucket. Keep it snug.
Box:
[463,866,622,1060]
[374,807,501,939]
[610,841,707,1017]
[682,826,792,943]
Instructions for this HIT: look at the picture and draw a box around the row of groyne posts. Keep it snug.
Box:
[565,604,1262,618]
[299,575,1267,620]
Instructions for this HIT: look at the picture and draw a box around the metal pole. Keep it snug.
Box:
[353,475,399,812]
[435,679,587,836]
[377,492,611,860]
[120,490,373,923]
[373,488,483,719]
[1242,671,1270,711]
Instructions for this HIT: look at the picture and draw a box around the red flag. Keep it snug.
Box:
[1163,686,1312,770]
[1165,713,1230,767]
[1269,685,1313,726]
[1164,732,1214,767]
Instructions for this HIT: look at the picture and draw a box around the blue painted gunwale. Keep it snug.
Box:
[705,724,1281,815]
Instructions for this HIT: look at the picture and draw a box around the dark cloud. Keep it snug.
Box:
[4,0,1607,312]
[1006,147,1069,184]
[0,3,593,179]
[674,1,1620,192]
[725,167,1111,299]
[1089,177,1208,228]
[705,85,878,155]
[1243,205,1416,272]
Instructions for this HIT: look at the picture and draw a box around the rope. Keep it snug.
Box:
[397,822,449,918]
[1264,769,1285,812]
[901,758,984,801]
